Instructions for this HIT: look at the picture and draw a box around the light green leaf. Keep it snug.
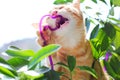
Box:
[77,66,97,79]
[90,39,100,59]
[80,0,85,3]
[28,44,61,70]
[67,56,76,72]
[112,0,120,6]
[6,49,35,58]
[0,66,16,78]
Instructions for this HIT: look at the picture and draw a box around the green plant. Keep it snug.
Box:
[54,0,120,80]
[0,44,61,80]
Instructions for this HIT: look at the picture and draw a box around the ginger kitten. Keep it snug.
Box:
[33,0,107,80]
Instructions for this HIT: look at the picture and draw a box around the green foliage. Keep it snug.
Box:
[28,44,61,70]
[0,44,61,79]
[77,66,97,79]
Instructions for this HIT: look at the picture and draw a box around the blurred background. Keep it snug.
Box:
[0,0,120,58]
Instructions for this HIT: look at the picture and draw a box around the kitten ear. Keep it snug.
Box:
[72,0,80,10]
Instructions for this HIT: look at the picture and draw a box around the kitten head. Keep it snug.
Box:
[46,0,84,35]
[45,0,86,48]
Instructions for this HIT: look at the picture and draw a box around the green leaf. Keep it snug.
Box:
[92,0,97,3]
[0,66,15,78]
[90,24,99,39]
[77,66,97,79]
[0,66,16,78]
[100,0,107,4]
[85,18,90,32]
[85,6,92,9]
[28,44,61,70]
[44,70,60,80]
[96,12,102,16]
[113,30,120,49]
[109,17,120,25]
[80,0,85,3]
[90,39,99,59]
[67,56,76,72]
[7,57,29,70]
[55,62,69,70]
[109,7,114,16]
[112,0,120,6]
[103,22,116,39]
[0,57,16,71]
[102,60,120,79]
[101,35,109,51]
[109,54,120,74]
[53,0,73,4]
[6,49,35,59]
[9,46,21,50]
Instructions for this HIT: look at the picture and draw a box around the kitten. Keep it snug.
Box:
[33,0,107,80]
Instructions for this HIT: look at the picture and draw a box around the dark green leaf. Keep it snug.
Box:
[77,66,97,79]
[103,22,116,39]
[109,54,120,74]
[7,57,29,70]
[67,56,76,72]
[90,24,99,39]
[28,44,61,70]
[9,46,21,50]
[0,66,16,78]
[92,0,97,3]
[85,18,90,32]
[110,0,113,6]
[102,60,120,79]
[101,35,109,51]
[100,0,107,4]
[44,70,60,80]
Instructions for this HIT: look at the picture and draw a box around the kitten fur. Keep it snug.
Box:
[33,0,108,80]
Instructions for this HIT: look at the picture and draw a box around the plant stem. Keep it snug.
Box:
[69,72,72,80]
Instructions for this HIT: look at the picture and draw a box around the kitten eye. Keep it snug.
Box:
[59,6,64,9]
[64,18,68,21]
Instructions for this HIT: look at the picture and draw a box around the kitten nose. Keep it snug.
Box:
[52,11,57,16]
